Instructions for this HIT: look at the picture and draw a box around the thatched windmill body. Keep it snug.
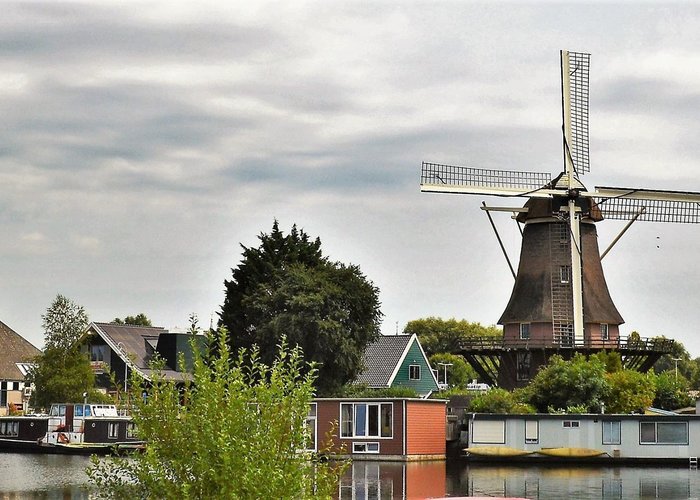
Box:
[421,51,698,389]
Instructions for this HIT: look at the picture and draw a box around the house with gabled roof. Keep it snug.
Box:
[354,334,439,398]
[0,320,40,415]
[80,322,206,393]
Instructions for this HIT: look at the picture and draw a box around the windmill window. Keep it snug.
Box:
[601,324,609,341]
[519,323,530,340]
[560,265,572,283]
[409,365,421,380]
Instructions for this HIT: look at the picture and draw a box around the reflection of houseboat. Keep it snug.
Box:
[464,413,700,464]
[0,403,143,454]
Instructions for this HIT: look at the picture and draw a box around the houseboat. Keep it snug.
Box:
[312,398,447,461]
[463,412,700,464]
[0,403,143,454]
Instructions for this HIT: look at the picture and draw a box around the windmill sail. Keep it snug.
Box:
[584,187,700,223]
[420,162,553,197]
[561,51,590,177]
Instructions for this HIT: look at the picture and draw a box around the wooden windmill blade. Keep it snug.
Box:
[583,187,700,223]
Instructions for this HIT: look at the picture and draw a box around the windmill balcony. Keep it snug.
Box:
[456,335,674,354]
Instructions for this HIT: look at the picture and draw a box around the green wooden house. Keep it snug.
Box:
[355,334,439,397]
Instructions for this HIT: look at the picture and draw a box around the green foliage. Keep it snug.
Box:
[42,293,89,351]
[591,351,623,373]
[27,295,99,411]
[525,354,609,413]
[603,370,655,414]
[28,346,103,411]
[467,388,535,414]
[404,317,501,356]
[88,331,344,499]
[429,353,477,388]
[220,221,382,395]
[653,371,693,410]
[337,384,418,398]
[112,313,152,327]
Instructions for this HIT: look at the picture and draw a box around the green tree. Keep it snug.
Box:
[404,317,501,356]
[592,351,623,373]
[88,332,343,498]
[524,354,609,413]
[219,221,382,395]
[604,370,655,414]
[467,388,534,414]
[653,371,693,410]
[112,313,152,327]
[429,353,477,388]
[27,294,101,410]
[28,347,102,410]
[41,293,89,351]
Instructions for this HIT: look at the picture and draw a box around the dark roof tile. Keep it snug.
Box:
[354,335,413,387]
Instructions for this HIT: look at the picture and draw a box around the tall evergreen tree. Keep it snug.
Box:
[219,221,382,395]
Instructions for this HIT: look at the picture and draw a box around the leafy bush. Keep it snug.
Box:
[604,370,655,413]
[526,354,609,413]
[88,331,344,498]
[467,388,535,414]
[336,384,418,399]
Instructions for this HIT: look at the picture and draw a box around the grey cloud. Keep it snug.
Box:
[1,4,283,65]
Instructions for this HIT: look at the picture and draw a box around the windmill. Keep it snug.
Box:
[421,50,697,389]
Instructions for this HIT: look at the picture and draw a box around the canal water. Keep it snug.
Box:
[3,453,700,499]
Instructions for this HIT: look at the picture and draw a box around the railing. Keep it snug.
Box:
[456,336,675,353]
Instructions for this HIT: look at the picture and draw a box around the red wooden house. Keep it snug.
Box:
[312,398,446,460]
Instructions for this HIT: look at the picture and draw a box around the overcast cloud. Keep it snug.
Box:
[4,2,700,356]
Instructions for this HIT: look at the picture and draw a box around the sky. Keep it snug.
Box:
[4,2,700,356]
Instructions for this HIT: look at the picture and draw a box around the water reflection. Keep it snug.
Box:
[0,453,91,499]
[338,460,700,499]
[4,452,700,499]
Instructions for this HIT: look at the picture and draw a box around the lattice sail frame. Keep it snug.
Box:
[565,51,590,176]
[588,187,700,224]
[421,162,552,194]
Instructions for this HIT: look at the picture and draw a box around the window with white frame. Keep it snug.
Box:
[409,365,421,380]
[108,422,119,439]
[563,420,580,428]
[525,420,539,444]
[352,442,379,453]
[640,421,688,444]
[601,323,609,341]
[305,403,317,451]
[560,265,572,283]
[602,420,621,445]
[340,403,392,438]
[519,323,530,340]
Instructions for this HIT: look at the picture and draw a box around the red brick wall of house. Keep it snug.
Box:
[405,400,446,456]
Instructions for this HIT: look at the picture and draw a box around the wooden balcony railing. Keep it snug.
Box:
[455,335,675,353]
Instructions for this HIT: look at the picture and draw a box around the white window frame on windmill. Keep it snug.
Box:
[559,265,572,284]
[519,323,531,340]
[601,323,609,341]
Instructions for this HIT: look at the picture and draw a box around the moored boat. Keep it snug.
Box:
[464,446,533,457]
[536,447,606,458]
[0,403,144,454]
